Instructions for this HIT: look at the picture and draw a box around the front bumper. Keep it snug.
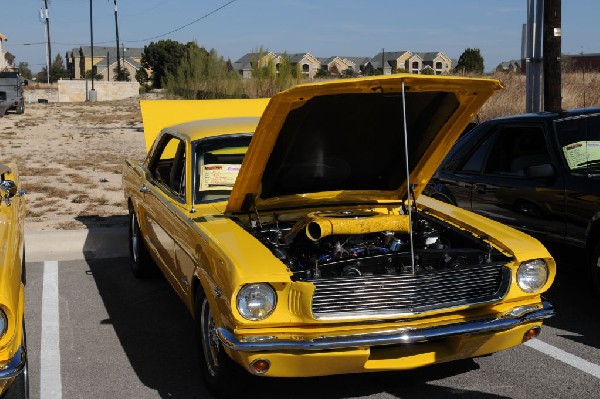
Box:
[0,345,27,380]
[218,301,554,352]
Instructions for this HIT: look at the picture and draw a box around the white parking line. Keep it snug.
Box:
[525,338,600,379]
[40,260,62,399]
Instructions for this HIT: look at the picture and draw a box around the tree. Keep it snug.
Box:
[50,53,70,82]
[18,62,33,79]
[141,40,189,89]
[135,68,150,87]
[454,48,484,74]
[84,69,103,80]
[163,42,244,99]
[113,66,131,81]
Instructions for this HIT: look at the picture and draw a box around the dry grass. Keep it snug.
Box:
[479,72,600,120]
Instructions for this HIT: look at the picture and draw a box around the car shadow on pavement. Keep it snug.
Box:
[542,248,600,350]
[86,257,511,399]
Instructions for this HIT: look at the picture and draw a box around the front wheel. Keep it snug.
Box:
[195,290,248,398]
[128,207,155,278]
[589,242,600,297]
[15,102,24,115]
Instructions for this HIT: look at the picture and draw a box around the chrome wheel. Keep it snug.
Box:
[130,213,140,264]
[200,298,220,377]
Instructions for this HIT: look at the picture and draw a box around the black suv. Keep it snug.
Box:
[425,108,600,294]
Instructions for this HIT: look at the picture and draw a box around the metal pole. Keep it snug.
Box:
[44,0,52,83]
[89,0,96,100]
[114,0,122,81]
[525,0,534,113]
[543,0,561,112]
[107,51,110,81]
[532,0,544,112]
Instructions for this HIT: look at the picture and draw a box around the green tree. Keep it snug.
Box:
[50,53,70,82]
[113,66,131,81]
[454,48,484,74]
[141,40,189,89]
[163,42,244,99]
[135,68,150,87]
[18,62,33,79]
[84,69,103,80]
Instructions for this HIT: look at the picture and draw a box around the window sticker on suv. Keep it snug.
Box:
[562,140,600,170]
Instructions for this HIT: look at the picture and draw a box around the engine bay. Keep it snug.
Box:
[244,209,510,282]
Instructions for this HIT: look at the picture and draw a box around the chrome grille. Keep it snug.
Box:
[310,263,509,319]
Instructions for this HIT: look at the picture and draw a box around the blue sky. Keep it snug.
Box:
[1,0,598,73]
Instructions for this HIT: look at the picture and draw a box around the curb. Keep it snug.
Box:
[25,227,129,262]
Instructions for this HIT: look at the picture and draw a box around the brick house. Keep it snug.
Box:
[232,52,322,79]
[67,46,146,80]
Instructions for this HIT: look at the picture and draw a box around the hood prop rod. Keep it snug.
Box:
[401,81,416,275]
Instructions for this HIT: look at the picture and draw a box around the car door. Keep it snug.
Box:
[141,133,189,295]
[467,123,566,243]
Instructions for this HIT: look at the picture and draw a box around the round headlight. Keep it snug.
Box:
[237,283,277,321]
[0,309,7,338]
[517,259,548,293]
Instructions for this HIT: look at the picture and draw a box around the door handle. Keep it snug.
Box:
[474,183,487,194]
[140,186,149,194]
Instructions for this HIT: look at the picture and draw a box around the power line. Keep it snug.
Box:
[127,0,238,43]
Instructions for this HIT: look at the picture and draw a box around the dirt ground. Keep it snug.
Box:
[0,99,147,231]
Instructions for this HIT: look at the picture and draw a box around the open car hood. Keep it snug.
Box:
[226,74,502,213]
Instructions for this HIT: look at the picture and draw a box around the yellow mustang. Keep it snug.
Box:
[123,75,555,397]
[0,162,28,398]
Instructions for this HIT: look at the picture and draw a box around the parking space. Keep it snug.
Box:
[25,256,600,399]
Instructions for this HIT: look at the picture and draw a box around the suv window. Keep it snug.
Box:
[149,134,186,201]
[483,126,548,176]
[555,113,600,172]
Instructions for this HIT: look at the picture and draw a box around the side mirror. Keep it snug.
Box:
[524,163,555,179]
[21,80,29,86]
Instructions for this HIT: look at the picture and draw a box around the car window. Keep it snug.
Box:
[483,126,548,176]
[555,113,600,172]
[149,134,186,201]
[194,134,252,203]
[458,133,496,174]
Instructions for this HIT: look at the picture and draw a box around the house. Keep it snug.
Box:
[496,60,521,73]
[0,33,13,71]
[317,56,368,76]
[367,51,413,75]
[416,52,453,75]
[366,51,452,75]
[67,46,145,80]
[232,52,321,79]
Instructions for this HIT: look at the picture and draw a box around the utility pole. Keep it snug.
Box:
[43,0,52,83]
[544,0,561,112]
[89,0,96,100]
[113,0,122,81]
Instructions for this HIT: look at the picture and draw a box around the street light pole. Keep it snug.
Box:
[113,0,122,81]
[544,0,562,112]
[89,0,96,100]
[43,0,52,83]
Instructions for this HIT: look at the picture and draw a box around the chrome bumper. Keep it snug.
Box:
[218,301,555,352]
[0,345,27,380]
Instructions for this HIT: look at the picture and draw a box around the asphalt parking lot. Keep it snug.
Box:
[24,234,600,399]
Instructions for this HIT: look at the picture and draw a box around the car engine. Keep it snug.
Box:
[247,209,508,282]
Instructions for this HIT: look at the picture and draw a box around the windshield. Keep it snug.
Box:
[194,134,252,203]
[555,113,600,172]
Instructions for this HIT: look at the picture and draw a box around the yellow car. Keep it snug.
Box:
[0,162,28,398]
[123,75,555,397]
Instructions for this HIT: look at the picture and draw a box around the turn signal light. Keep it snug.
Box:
[250,358,271,374]
[523,326,541,342]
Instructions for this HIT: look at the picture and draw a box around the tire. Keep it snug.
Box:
[195,289,248,398]
[4,324,29,399]
[15,102,24,115]
[128,207,155,278]
[589,242,600,297]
